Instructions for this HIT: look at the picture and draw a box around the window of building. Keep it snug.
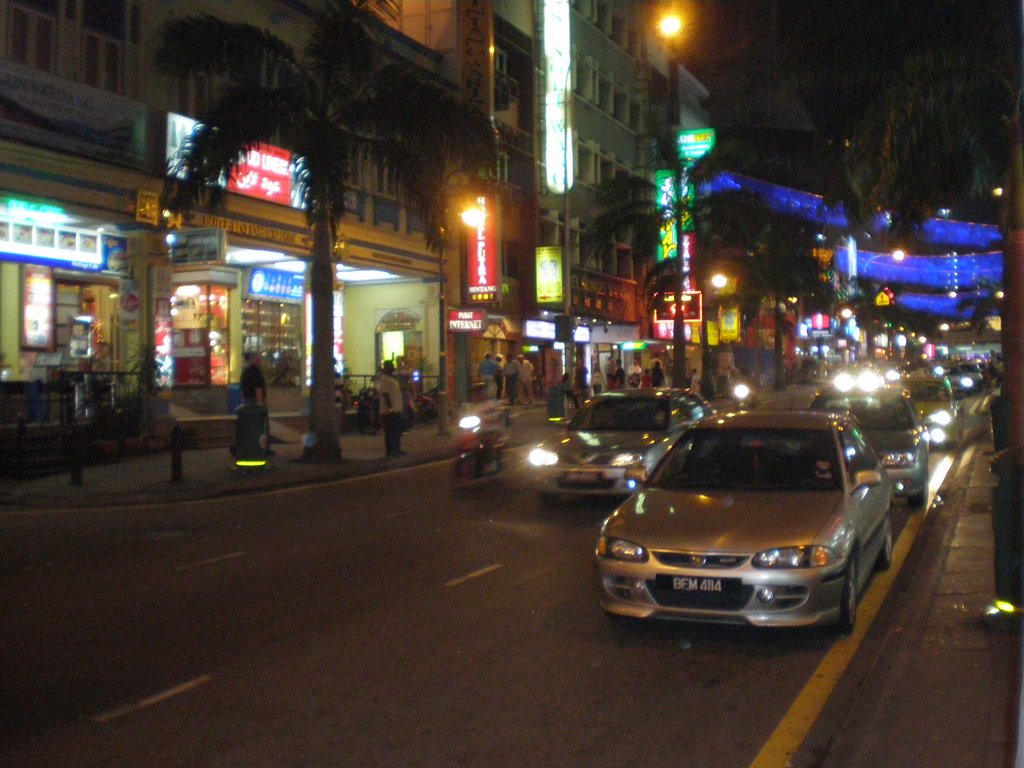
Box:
[8,2,56,73]
[81,0,124,91]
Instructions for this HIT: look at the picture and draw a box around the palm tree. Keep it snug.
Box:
[153,0,495,462]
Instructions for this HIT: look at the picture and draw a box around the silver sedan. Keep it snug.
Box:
[528,389,713,500]
[595,410,893,631]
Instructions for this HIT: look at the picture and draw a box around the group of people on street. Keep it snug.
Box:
[476,353,536,406]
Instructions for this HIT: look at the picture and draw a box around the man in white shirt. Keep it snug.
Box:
[377,360,405,457]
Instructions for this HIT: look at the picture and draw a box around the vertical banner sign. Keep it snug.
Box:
[655,169,675,262]
[535,245,563,304]
[460,1,494,115]
[467,195,498,303]
[544,0,572,193]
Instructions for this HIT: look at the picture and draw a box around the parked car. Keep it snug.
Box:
[904,376,960,449]
[809,386,929,507]
[528,388,712,501]
[595,410,893,631]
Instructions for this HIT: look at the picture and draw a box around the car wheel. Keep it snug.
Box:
[874,514,893,572]
[837,556,858,635]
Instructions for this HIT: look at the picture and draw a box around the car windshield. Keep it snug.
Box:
[812,394,914,430]
[651,428,841,491]
[569,398,671,431]
[907,382,947,402]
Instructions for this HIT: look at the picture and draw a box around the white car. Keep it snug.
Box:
[528,389,712,501]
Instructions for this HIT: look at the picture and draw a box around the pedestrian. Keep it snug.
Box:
[573,359,589,403]
[650,359,665,387]
[503,354,520,406]
[240,351,267,404]
[628,359,642,388]
[377,360,406,458]
[613,359,626,390]
[494,355,505,401]
[478,353,499,399]
[690,367,701,392]
[240,351,271,453]
[591,364,604,395]
[606,359,618,390]
[516,355,535,404]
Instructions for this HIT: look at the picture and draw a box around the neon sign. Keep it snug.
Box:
[467,195,498,303]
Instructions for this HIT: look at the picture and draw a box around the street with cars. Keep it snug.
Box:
[0,365,1002,767]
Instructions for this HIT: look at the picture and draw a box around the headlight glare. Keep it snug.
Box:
[458,414,482,430]
[753,545,835,568]
[927,410,952,426]
[610,452,644,467]
[883,450,917,467]
[597,536,649,562]
[528,447,559,467]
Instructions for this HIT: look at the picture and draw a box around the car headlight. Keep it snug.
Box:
[927,409,952,426]
[528,447,559,466]
[610,452,644,467]
[929,427,948,444]
[753,545,835,568]
[832,372,854,392]
[959,376,974,389]
[597,536,649,562]
[882,450,917,467]
[732,383,751,400]
[458,414,481,430]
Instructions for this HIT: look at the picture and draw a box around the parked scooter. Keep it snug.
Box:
[352,386,381,434]
[452,400,506,486]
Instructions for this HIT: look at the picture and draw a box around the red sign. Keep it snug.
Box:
[228,144,293,206]
[448,308,486,332]
[653,291,702,322]
[467,195,499,303]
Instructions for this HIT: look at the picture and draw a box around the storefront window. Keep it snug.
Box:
[242,299,301,387]
[171,284,229,386]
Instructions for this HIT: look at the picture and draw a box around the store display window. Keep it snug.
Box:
[171,284,230,386]
[242,299,301,387]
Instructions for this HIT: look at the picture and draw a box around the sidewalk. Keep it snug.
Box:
[0,403,557,509]
[794,426,1020,768]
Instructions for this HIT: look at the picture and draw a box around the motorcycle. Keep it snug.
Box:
[352,386,381,434]
[451,411,506,486]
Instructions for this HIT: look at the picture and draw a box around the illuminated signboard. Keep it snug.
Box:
[677,128,717,162]
[0,201,113,271]
[654,291,703,322]
[247,268,304,302]
[543,0,572,193]
[524,319,556,340]
[167,113,301,208]
[448,308,487,332]
[467,195,499,303]
[535,245,563,304]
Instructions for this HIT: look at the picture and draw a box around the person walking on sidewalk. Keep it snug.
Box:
[478,353,499,399]
[240,351,271,454]
[377,360,405,458]
[517,355,535,404]
[503,354,520,406]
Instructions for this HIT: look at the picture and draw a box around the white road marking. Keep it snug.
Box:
[175,551,247,571]
[90,675,211,723]
[445,563,503,587]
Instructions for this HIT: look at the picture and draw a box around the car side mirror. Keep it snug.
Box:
[852,469,884,491]
[625,466,649,489]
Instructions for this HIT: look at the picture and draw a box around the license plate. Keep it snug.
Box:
[657,575,726,593]
[561,470,602,484]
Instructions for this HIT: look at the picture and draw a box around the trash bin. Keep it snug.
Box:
[546,385,565,420]
[234,401,269,467]
[227,383,243,413]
